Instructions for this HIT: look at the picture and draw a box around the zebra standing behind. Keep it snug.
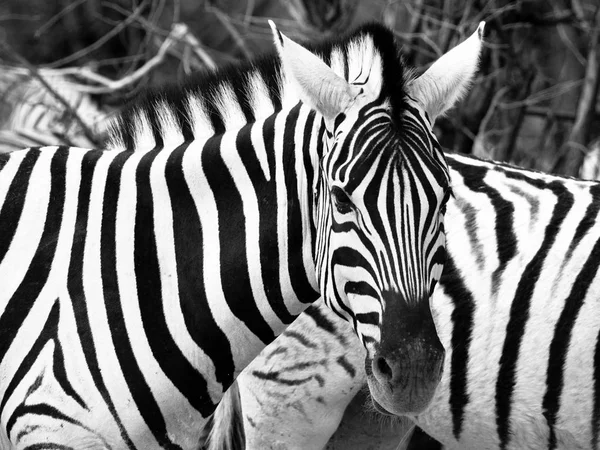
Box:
[205,152,600,450]
[0,22,484,449]
[0,70,111,152]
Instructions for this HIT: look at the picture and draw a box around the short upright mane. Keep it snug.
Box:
[107,23,411,151]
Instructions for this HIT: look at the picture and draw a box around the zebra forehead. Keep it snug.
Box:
[107,23,413,151]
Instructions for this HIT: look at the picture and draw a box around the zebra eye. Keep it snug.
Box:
[331,186,353,214]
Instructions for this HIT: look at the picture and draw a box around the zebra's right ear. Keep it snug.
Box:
[408,22,485,122]
[268,20,361,123]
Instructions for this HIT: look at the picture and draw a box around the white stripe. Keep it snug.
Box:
[131,109,156,151]
[156,100,185,149]
[186,95,215,143]
[247,72,275,120]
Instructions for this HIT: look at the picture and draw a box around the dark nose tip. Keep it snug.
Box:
[371,343,444,387]
[375,355,393,382]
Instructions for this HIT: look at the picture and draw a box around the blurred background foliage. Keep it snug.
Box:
[1,0,600,178]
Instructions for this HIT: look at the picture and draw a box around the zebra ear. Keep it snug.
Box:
[268,20,361,123]
[408,22,485,122]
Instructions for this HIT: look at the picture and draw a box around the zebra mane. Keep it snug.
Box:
[107,23,412,152]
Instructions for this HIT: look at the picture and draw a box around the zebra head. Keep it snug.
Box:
[271,22,485,415]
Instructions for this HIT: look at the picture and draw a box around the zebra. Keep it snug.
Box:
[203,151,600,450]
[0,21,484,449]
[0,69,111,152]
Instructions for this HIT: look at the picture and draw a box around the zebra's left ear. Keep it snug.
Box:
[269,20,361,123]
[408,22,485,122]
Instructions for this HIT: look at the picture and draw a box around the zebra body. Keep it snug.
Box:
[0,23,484,449]
[205,152,600,450]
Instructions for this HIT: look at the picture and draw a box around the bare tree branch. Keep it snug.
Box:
[553,6,600,175]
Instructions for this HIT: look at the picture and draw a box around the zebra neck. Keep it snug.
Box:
[173,101,323,334]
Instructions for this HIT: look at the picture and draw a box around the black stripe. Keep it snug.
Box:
[440,253,475,440]
[136,145,216,428]
[281,330,317,349]
[118,115,136,151]
[202,130,275,344]
[0,152,9,171]
[0,148,67,366]
[235,76,256,123]
[345,281,378,298]
[205,94,226,135]
[145,105,165,149]
[24,445,74,450]
[250,369,319,386]
[68,149,135,448]
[256,62,282,112]
[304,305,338,335]
[173,99,195,142]
[336,355,357,377]
[302,111,318,245]
[283,105,320,305]
[495,181,573,450]
[592,327,600,449]
[354,312,380,326]
[8,403,85,440]
[0,149,41,259]
[542,236,600,449]
[166,142,234,403]
[341,45,349,81]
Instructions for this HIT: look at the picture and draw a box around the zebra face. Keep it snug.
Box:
[272,19,485,415]
[361,23,486,417]
[313,96,451,416]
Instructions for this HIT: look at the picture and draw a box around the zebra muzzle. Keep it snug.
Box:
[367,338,444,415]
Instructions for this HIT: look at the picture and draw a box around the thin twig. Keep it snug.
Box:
[47,0,148,68]
[35,0,89,38]
[99,3,217,70]
[207,5,253,60]
[54,23,188,94]
[0,41,99,145]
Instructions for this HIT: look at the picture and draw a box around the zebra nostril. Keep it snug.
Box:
[375,356,393,381]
